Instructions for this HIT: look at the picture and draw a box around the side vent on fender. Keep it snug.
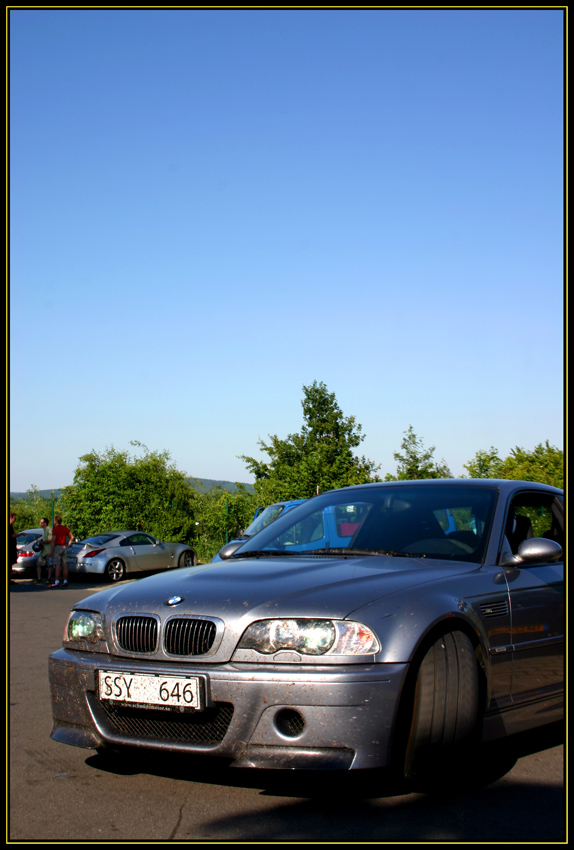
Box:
[480,600,509,619]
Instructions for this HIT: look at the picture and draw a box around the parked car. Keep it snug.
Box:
[213,499,307,560]
[49,480,564,785]
[65,532,197,582]
[13,529,44,577]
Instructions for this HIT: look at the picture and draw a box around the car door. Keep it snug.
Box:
[502,492,564,703]
[120,533,169,572]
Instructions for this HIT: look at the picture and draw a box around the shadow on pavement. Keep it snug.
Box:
[86,720,563,800]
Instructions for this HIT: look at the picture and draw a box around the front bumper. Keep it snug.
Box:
[49,649,408,770]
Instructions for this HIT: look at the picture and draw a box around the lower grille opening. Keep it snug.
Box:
[274,708,305,738]
[94,698,234,745]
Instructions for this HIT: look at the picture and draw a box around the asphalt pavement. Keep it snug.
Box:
[8,576,566,842]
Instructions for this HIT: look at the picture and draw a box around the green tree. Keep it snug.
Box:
[9,486,61,530]
[463,447,504,479]
[192,485,256,562]
[239,381,380,501]
[464,441,563,488]
[501,441,563,488]
[60,442,197,542]
[385,426,452,480]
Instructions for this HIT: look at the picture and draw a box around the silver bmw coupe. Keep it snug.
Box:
[49,479,563,784]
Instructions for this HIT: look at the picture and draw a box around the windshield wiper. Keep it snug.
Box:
[229,549,298,559]
[230,547,421,559]
[300,547,420,558]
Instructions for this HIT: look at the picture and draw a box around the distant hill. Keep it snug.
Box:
[9,489,67,501]
[185,478,255,494]
[10,478,254,501]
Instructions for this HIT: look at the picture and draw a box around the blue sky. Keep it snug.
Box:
[9,8,564,491]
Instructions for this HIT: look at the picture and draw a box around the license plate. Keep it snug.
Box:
[97,671,204,711]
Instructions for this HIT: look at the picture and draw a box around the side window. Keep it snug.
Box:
[123,534,154,547]
[503,492,564,557]
[135,534,154,546]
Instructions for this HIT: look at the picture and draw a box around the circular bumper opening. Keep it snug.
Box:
[274,708,305,739]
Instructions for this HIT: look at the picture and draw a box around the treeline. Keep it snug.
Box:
[10,382,563,563]
[9,455,258,564]
[9,477,254,502]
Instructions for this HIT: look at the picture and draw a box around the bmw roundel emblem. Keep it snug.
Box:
[166,596,184,607]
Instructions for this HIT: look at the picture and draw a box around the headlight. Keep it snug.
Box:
[237,619,380,656]
[64,610,108,652]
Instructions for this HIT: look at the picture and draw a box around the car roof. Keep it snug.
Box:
[329,479,563,495]
[18,528,43,534]
[88,531,153,537]
[270,499,307,508]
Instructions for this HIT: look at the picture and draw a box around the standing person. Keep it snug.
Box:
[36,517,52,585]
[9,512,18,586]
[48,516,73,588]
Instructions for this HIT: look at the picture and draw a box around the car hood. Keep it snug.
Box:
[76,553,477,623]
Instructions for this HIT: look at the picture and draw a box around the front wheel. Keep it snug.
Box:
[105,558,126,582]
[179,550,197,568]
[403,630,479,785]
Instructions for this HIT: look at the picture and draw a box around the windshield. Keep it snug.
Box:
[243,504,288,537]
[236,484,497,563]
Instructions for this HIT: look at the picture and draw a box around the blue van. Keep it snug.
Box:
[212,499,307,561]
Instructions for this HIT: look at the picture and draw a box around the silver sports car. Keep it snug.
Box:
[49,480,563,784]
[66,531,197,582]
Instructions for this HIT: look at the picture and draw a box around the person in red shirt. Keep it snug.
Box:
[49,516,73,588]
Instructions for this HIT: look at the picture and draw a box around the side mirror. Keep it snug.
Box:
[515,537,562,565]
[218,540,245,560]
[500,537,563,567]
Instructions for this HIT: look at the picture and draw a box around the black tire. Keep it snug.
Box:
[403,630,479,784]
[105,558,126,582]
[178,550,197,568]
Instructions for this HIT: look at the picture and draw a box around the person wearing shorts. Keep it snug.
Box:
[49,516,73,588]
